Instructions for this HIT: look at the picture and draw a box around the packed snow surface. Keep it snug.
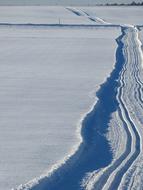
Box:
[140,28,143,42]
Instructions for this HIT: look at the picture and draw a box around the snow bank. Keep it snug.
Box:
[0,26,120,190]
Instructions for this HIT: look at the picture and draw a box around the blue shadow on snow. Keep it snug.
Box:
[32,28,125,190]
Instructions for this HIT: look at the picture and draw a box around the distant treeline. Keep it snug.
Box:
[97,1,143,6]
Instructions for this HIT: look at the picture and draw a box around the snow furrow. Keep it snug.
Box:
[83,26,143,190]
[117,27,143,190]
[66,7,111,25]
[107,27,143,190]
[85,27,137,190]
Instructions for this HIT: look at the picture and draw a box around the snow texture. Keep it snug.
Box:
[0,6,143,190]
[0,25,119,190]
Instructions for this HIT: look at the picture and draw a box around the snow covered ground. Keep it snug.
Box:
[1,6,143,190]
[82,6,143,25]
[0,6,95,25]
[0,6,142,26]
[0,25,119,189]
[140,27,143,42]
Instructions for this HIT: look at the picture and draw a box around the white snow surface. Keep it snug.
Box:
[0,6,142,26]
[0,6,95,25]
[82,6,143,26]
[140,28,143,42]
[0,25,119,190]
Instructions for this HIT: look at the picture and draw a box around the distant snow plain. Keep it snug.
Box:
[0,6,142,190]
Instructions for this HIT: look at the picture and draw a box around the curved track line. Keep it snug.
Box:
[15,26,124,190]
[89,27,137,190]
[85,27,143,190]
[107,27,142,190]
[13,10,143,190]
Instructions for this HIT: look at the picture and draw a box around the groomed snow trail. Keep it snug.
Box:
[104,27,142,190]
[87,26,143,190]
[116,27,143,190]
[14,8,143,190]
[82,26,143,190]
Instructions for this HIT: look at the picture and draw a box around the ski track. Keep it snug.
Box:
[66,7,111,25]
[13,8,143,190]
[83,26,143,190]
